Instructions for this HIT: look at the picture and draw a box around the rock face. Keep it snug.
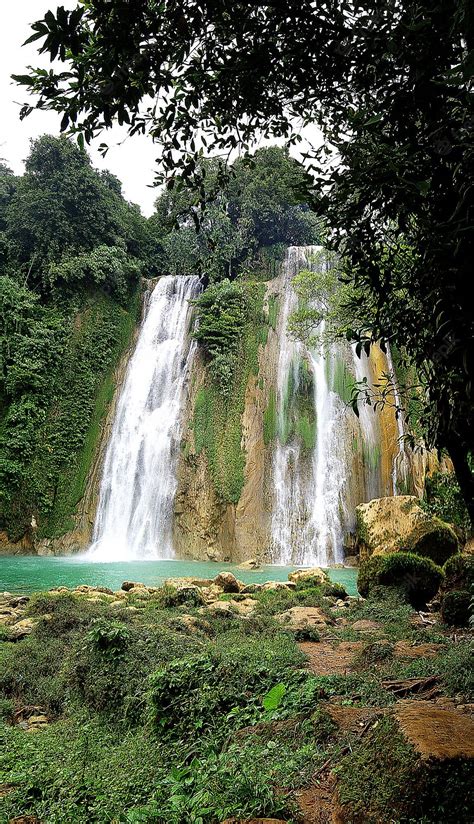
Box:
[173,281,280,563]
[394,700,474,760]
[356,495,458,565]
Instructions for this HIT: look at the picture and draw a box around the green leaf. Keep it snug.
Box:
[262,682,286,711]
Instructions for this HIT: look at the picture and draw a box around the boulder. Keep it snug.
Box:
[351,619,382,633]
[214,572,241,593]
[240,583,263,594]
[356,496,458,565]
[8,618,36,640]
[261,581,295,591]
[121,581,143,592]
[288,567,329,586]
[237,559,261,570]
[277,606,331,631]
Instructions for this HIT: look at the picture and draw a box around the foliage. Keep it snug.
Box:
[20,1,474,519]
[442,553,474,592]
[440,590,471,627]
[422,470,472,537]
[149,148,320,281]
[192,280,247,394]
[192,281,267,502]
[358,553,444,609]
[2,582,472,822]
[0,136,145,541]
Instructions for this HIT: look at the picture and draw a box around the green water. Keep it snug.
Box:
[0,556,358,596]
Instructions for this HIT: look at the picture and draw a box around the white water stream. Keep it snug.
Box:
[271,247,386,566]
[88,275,200,561]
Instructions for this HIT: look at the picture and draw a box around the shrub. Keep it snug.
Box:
[358,552,444,608]
[442,553,474,592]
[401,517,458,566]
[441,590,471,627]
[321,581,348,599]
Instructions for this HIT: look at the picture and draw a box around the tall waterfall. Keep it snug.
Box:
[88,275,200,561]
[271,247,387,566]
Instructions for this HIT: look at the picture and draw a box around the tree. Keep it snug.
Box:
[15,1,474,519]
[150,148,320,280]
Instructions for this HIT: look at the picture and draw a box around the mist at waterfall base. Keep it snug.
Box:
[87,275,200,562]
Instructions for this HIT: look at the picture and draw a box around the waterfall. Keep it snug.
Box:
[88,275,200,561]
[271,247,386,566]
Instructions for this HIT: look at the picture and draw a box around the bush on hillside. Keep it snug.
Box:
[358,552,444,608]
[440,590,471,627]
[400,517,458,566]
[442,553,474,592]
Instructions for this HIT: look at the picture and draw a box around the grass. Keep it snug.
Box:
[1,583,472,823]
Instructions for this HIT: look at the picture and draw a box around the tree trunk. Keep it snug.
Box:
[447,433,474,528]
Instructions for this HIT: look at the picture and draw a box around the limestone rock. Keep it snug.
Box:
[261,580,295,591]
[201,601,234,617]
[395,700,474,760]
[214,572,241,593]
[351,619,382,633]
[121,581,142,591]
[288,567,329,585]
[356,496,458,565]
[8,618,36,640]
[240,583,263,594]
[277,606,331,631]
[237,559,261,570]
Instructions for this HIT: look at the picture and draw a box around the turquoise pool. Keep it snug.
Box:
[0,556,358,596]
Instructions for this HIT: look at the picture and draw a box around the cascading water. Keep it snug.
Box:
[88,275,200,561]
[271,247,387,566]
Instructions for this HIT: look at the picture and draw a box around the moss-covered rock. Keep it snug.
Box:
[357,551,444,608]
[336,705,474,823]
[442,553,474,592]
[355,495,458,565]
[441,589,471,627]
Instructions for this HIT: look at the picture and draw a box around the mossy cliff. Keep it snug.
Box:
[173,278,280,562]
[0,285,142,554]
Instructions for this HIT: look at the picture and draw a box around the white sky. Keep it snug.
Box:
[1,2,323,218]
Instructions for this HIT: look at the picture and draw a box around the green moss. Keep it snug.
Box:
[192,281,267,503]
[401,517,459,566]
[295,414,316,450]
[441,590,471,627]
[443,553,474,592]
[332,355,356,405]
[36,288,141,538]
[358,552,444,608]
[267,294,279,330]
[263,388,277,444]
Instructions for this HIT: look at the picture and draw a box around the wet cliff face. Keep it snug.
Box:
[173,279,280,563]
[25,259,446,562]
[173,262,442,566]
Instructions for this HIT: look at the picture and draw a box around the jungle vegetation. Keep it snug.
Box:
[16,0,473,521]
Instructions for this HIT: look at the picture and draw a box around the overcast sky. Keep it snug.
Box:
[1,2,322,218]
